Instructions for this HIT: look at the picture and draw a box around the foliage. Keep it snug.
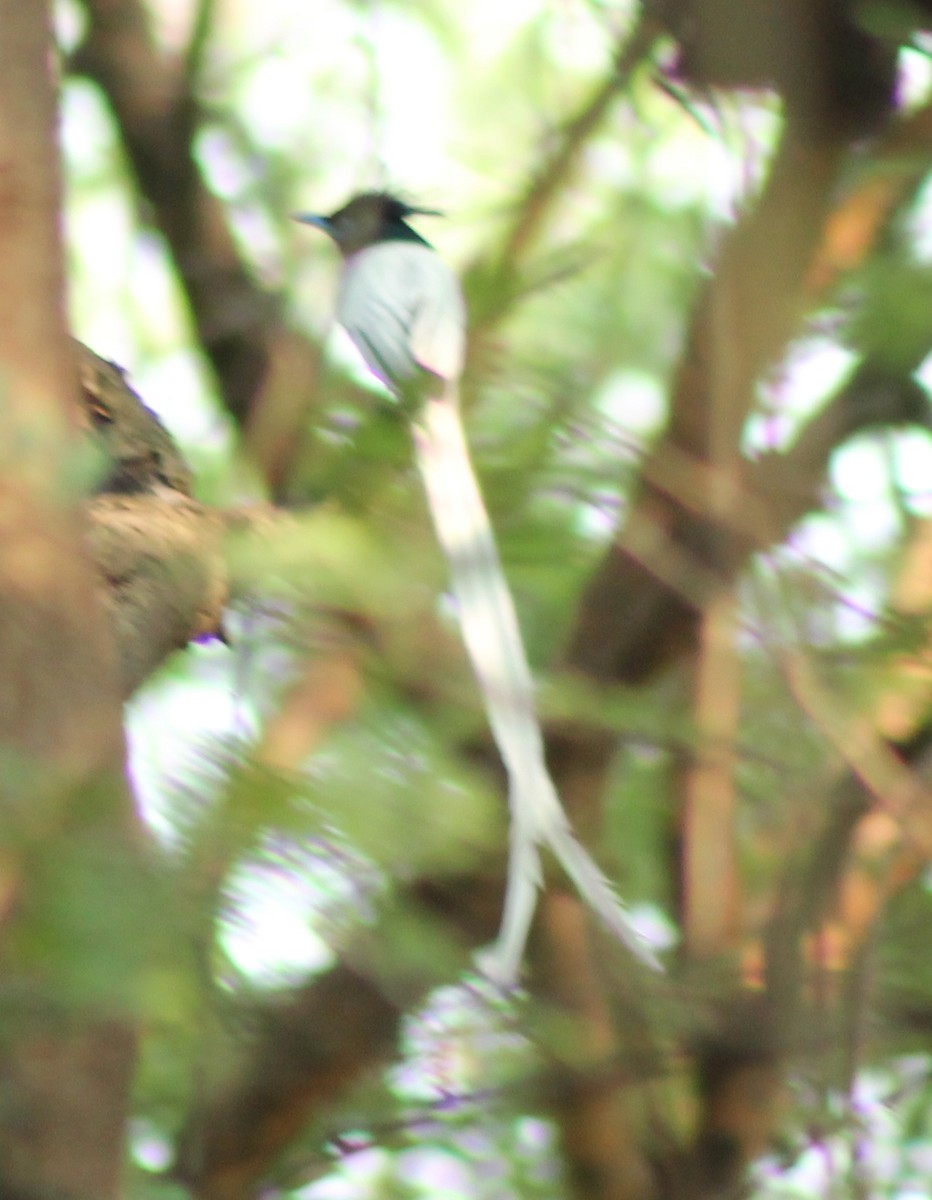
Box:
[6,0,932,1197]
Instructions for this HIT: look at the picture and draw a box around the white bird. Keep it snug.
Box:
[296,192,660,984]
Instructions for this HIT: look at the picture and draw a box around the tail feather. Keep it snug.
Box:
[413,388,661,985]
[545,818,662,970]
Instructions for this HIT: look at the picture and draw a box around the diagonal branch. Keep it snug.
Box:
[464,12,660,346]
[71,0,323,492]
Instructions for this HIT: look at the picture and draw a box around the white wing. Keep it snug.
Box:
[338,242,466,391]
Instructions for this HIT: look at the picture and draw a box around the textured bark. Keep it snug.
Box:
[0,6,139,1197]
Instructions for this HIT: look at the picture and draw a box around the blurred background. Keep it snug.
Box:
[28,0,932,1196]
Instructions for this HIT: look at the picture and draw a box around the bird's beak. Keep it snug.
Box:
[292,213,331,232]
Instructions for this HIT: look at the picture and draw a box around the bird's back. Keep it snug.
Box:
[337,241,466,394]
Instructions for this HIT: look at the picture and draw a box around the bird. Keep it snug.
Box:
[294,194,464,403]
[295,192,659,984]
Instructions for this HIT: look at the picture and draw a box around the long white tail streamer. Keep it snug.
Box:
[412,389,661,985]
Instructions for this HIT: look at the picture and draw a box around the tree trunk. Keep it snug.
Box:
[0,4,140,1195]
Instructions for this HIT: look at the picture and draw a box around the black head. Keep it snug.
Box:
[293,192,440,256]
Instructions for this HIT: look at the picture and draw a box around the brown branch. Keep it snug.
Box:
[809,99,932,293]
[257,631,368,772]
[173,966,405,1200]
[71,0,324,494]
[78,342,195,497]
[681,592,742,958]
[568,118,847,683]
[88,491,227,693]
[497,13,659,272]
[763,516,932,1012]
[529,891,656,1200]
[71,0,268,423]
[76,342,302,698]
[463,12,660,359]
[185,0,218,87]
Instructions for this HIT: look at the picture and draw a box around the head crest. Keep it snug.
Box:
[294,192,443,254]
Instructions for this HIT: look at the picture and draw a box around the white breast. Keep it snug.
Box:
[338,241,466,392]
